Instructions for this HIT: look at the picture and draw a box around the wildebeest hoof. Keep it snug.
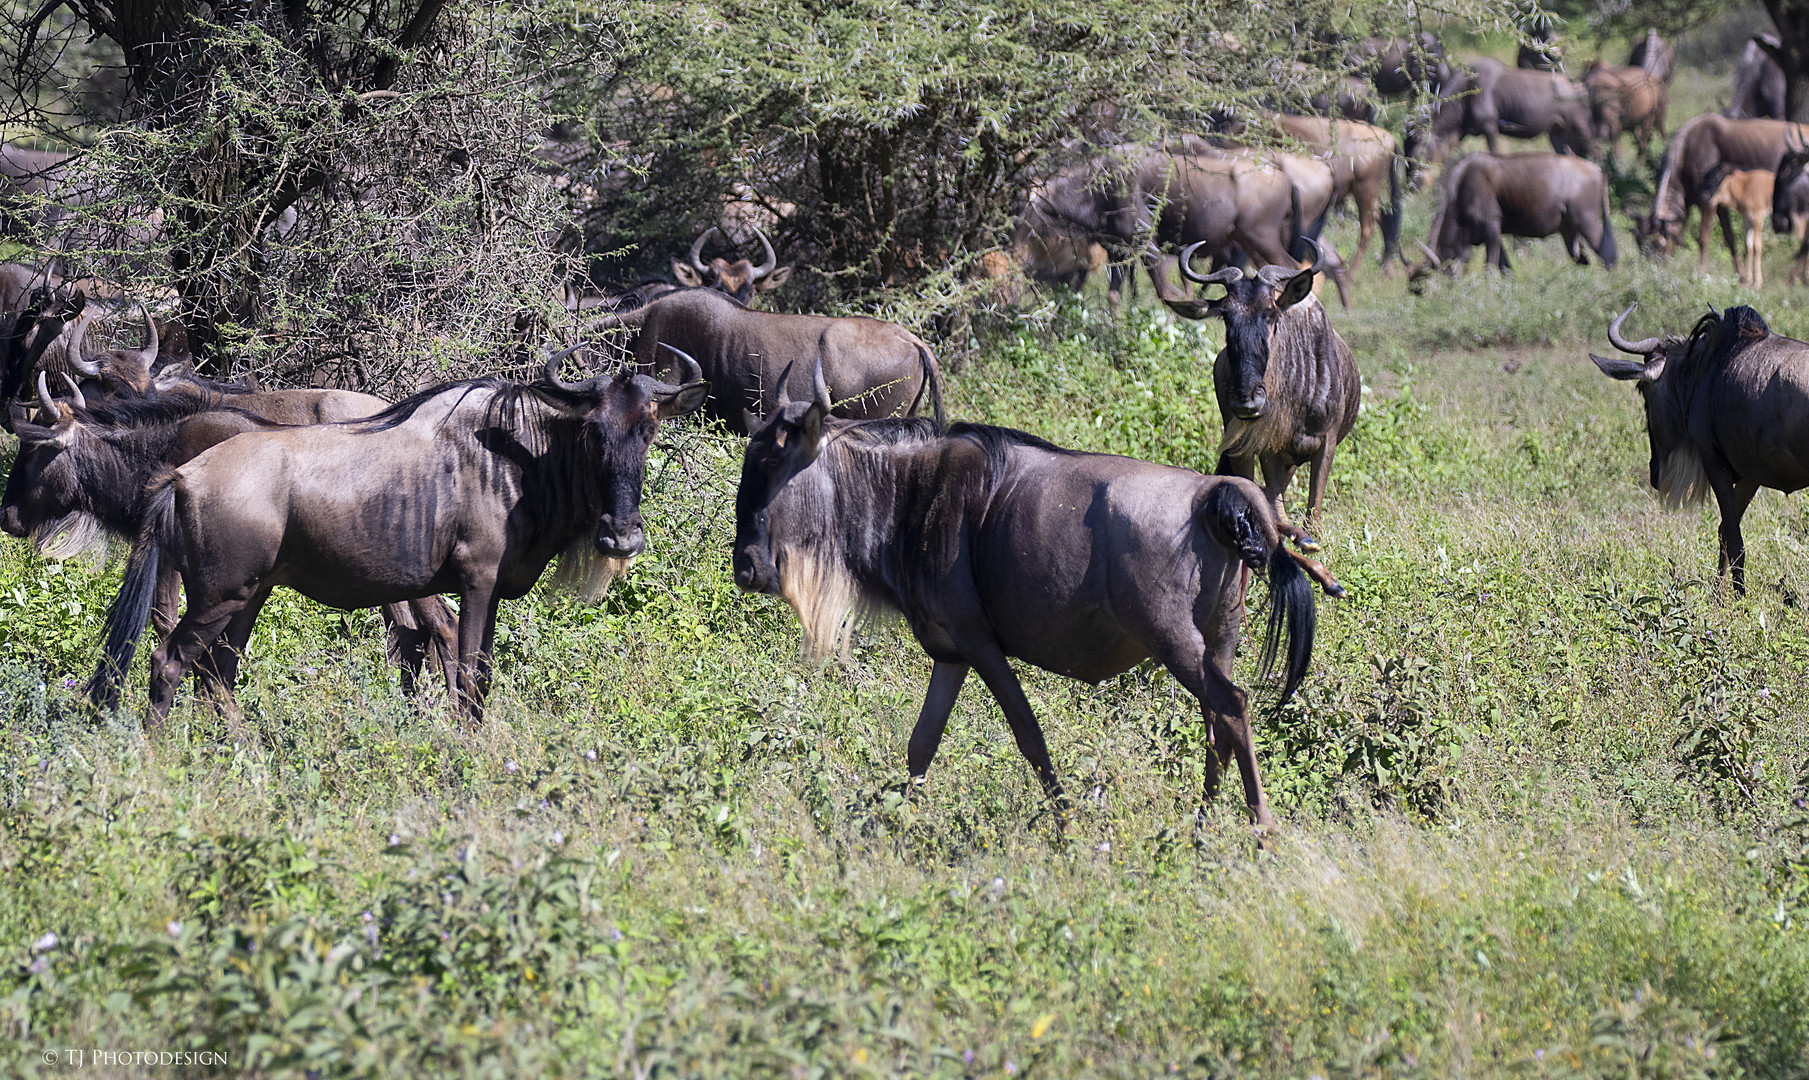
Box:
[1293,534,1321,554]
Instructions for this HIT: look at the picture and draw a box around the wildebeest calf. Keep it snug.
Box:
[732,363,1345,829]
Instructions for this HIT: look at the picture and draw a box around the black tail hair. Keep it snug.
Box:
[1381,152,1404,264]
[1258,545,1315,707]
[1598,181,1619,268]
[86,474,177,709]
[909,343,947,429]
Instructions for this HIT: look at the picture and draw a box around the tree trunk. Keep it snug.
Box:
[1762,0,1809,121]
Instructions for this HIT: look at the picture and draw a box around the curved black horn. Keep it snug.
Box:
[543,342,590,391]
[1607,304,1661,355]
[60,372,85,412]
[773,360,798,410]
[689,227,718,275]
[655,341,704,389]
[811,354,832,412]
[1177,241,1243,286]
[1296,235,1326,273]
[133,303,158,369]
[750,227,777,279]
[64,313,97,377]
[36,370,57,416]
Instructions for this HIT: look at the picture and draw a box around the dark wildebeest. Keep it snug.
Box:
[585,287,944,435]
[1729,36,1785,121]
[1584,60,1668,164]
[1406,58,1595,167]
[1516,24,1562,73]
[1357,33,1449,98]
[0,282,84,424]
[4,375,462,704]
[1770,142,1809,284]
[1406,153,1617,275]
[0,262,61,313]
[91,346,708,724]
[731,361,1345,830]
[1156,241,1359,551]
[0,143,73,236]
[1273,115,1404,273]
[670,227,793,304]
[1590,304,1809,593]
[1639,114,1802,273]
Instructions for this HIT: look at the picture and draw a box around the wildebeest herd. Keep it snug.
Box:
[5,29,1809,832]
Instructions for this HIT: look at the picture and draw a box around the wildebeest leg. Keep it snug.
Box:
[1792,220,1809,285]
[1717,204,1741,276]
[964,645,1067,816]
[1708,472,1760,595]
[1152,625,1274,829]
[148,598,250,728]
[1484,221,1508,273]
[454,583,500,724]
[382,603,426,696]
[195,586,275,733]
[1305,439,1339,539]
[907,661,970,782]
[1258,454,1308,547]
[1748,215,1764,289]
[1561,224,1588,266]
[415,597,461,699]
[151,565,181,640]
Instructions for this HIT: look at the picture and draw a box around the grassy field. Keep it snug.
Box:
[7,77,1809,1080]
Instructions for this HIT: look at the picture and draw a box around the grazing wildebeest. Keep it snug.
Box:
[1729,37,1785,121]
[1639,114,1801,273]
[1584,61,1668,163]
[586,287,944,435]
[731,361,1345,829]
[91,346,707,723]
[1273,115,1404,273]
[1156,241,1359,551]
[3,375,463,704]
[1590,304,1809,593]
[1406,153,1617,275]
[974,198,1106,308]
[671,227,793,304]
[1704,167,1774,288]
[1770,144,1809,284]
[1406,58,1595,166]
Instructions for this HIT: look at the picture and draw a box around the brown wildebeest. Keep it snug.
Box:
[1406,57,1595,166]
[1179,140,1352,307]
[1627,29,1674,83]
[1590,304,1809,593]
[1584,61,1668,163]
[586,286,945,435]
[1406,153,1617,275]
[1273,115,1404,273]
[1770,144,1809,284]
[671,227,793,304]
[1729,36,1785,121]
[90,345,708,724]
[1355,34,1449,98]
[4,376,462,704]
[1156,241,1359,552]
[1639,115,1803,273]
[731,360,1344,830]
[1704,168,1774,288]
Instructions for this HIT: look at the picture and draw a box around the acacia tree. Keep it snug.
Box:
[3,0,609,389]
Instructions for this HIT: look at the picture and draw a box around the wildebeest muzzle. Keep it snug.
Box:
[732,542,778,595]
[1230,387,1267,421]
[594,513,645,559]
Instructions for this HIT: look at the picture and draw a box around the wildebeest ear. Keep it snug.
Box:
[13,419,71,447]
[672,259,705,287]
[1274,266,1317,312]
[655,381,709,419]
[794,401,825,454]
[742,407,766,432]
[756,266,793,292]
[1589,353,1654,381]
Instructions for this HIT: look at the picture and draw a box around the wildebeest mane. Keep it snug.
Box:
[1681,305,1770,377]
[945,421,1080,481]
[351,375,607,434]
[72,391,245,428]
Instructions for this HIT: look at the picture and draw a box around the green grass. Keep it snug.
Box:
[6,118,1809,1078]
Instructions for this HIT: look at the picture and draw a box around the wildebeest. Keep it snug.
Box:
[1407,152,1617,275]
[1729,36,1785,121]
[1770,144,1809,284]
[4,374,463,704]
[586,286,944,435]
[1516,24,1562,72]
[731,362,1344,829]
[1627,29,1675,83]
[90,345,708,723]
[975,197,1107,308]
[670,227,793,304]
[1406,58,1595,166]
[1704,167,1774,288]
[1590,304,1809,593]
[1273,115,1403,273]
[1156,241,1359,550]
[0,281,84,423]
[1179,141,1352,307]
[0,143,73,236]
[0,261,62,313]
[1356,34,1449,98]
[1640,115,1802,272]
[1584,61,1668,163]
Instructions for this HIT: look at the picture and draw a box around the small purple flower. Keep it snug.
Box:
[608,922,623,942]
[1005,1062,1017,1076]
[1536,1048,1545,1061]
[32,932,56,952]
[505,760,519,774]
[28,957,48,974]
[303,666,317,677]
[963,1050,975,1064]
[1098,842,1111,853]
[1760,687,1771,700]
[362,911,373,923]
[389,833,401,846]
[61,677,76,689]
[586,749,597,761]
[550,831,564,846]
[540,799,550,810]
[166,921,181,937]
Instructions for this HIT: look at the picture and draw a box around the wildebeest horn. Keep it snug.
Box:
[1296,236,1326,274]
[690,227,718,275]
[750,227,777,280]
[36,370,57,416]
[1416,240,1442,269]
[773,360,798,409]
[64,314,98,377]
[1608,304,1661,355]
[543,342,590,391]
[60,372,84,412]
[655,341,704,389]
[1177,241,1242,285]
[811,353,833,412]
[133,303,157,369]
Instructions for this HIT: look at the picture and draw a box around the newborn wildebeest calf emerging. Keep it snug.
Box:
[95,345,707,724]
[1159,241,1360,552]
[733,362,1345,829]
[1592,304,1809,594]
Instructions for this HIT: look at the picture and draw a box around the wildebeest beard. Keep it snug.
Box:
[31,510,107,565]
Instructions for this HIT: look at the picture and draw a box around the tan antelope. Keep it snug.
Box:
[1707,167,1774,288]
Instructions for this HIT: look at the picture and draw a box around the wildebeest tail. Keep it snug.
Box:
[86,472,177,709]
[908,342,947,429]
[1200,482,1315,707]
[1598,177,1619,267]
[1381,152,1404,263]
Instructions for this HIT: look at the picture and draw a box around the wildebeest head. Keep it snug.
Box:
[732,357,833,595]
[671,227,793,304]
[1589,303,1738,507]
[542,341,708,560]
[61,303,161,393]
[1163,239,1322,420]
[1,283,84,428]
[1,370,105,559]
[1773,135,1809,234]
